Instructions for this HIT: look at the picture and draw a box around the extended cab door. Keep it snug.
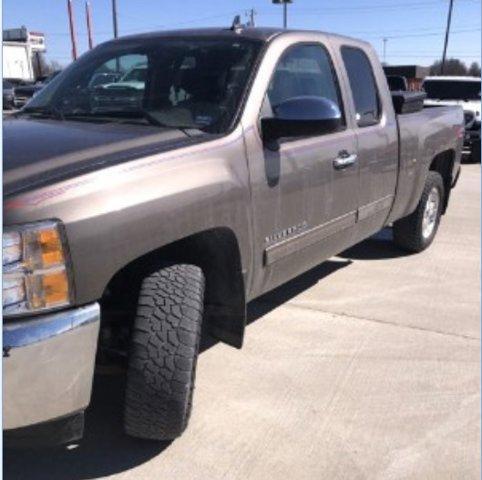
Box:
[242,39,359,298]
[338,44,399,240]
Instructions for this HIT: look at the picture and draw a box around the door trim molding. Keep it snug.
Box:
[263,194,395,266]
[357,195,394,221]
[264,211,356,265]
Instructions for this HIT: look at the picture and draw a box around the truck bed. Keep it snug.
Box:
[389,105,464,224]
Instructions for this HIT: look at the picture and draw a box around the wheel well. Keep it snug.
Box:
[101,228,247,349]
[429,150,454,213]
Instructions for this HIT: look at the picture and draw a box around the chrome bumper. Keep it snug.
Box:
[3,303,100,430]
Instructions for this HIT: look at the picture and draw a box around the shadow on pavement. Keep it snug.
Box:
[4,375,171,480]
[3,235,388,480]
[340,228,409,261]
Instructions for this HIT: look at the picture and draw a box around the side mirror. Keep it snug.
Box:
[261,96,342,147]
[391,91,426,115]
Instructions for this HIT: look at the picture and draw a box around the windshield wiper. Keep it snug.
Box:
[20,105,65,121]
[138,110,203,134]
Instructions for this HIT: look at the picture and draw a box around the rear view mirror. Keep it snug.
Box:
[261,96,342,146]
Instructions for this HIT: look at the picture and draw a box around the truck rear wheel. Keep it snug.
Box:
[393,171,444,253]
[124,263,204,440]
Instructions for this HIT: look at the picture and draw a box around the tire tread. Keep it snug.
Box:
[124,263,204,440]
[393,171,444,253]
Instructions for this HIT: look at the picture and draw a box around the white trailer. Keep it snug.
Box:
[2,27,46,83]
[3,42,34,82]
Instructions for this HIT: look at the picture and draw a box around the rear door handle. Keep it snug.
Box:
[333,152,357,170]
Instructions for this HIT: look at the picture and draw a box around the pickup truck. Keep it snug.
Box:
[423,75,481,161]
[3,26,463,445]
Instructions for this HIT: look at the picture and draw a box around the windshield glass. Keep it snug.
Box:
[423,79,481,100]
[25,37,262,133]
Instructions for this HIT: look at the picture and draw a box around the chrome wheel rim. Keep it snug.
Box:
[422,187,440,239]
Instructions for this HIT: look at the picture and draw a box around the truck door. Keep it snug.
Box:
[243,42,359,297]
[339,45,398,239]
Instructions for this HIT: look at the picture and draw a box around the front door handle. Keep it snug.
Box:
[333,151,357,170]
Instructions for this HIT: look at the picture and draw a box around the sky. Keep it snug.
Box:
[3,0,481,68]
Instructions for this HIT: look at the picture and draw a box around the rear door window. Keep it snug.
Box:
[341,46,381,127]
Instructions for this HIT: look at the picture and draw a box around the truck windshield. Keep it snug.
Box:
[23,37,262,133]
[423,80,481,101]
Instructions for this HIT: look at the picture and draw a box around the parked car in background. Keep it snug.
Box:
[3,80,15,110]
[3,27,463,447]
[14,70,61,108]
[90,64,147,113]
[386,75,408,91]
[104,63,147,90]
[88,72,122,88]
[422,76,481,161]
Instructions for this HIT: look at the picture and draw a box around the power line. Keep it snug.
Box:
[383,53,481,58]
[117,11,240,32]
[347,23,481,35]
[266,0,478,14]
[363,27,480,39]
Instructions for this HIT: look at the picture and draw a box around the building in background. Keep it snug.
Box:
[3,26,46,83]
[383,65,430,91]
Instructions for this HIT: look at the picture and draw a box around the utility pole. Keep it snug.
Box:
[246,8,257,27]
[86,1,94,49]
[67,0,78,60]
[382,37,387,64]
[441,0,454,74]
[272,0,292,29]
[112,0,119,38]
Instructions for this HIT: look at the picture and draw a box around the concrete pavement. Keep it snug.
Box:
[5,164,480,480]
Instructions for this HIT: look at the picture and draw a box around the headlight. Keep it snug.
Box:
[3,220,73,317]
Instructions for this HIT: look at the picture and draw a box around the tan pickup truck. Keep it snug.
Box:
[3,26,463,445]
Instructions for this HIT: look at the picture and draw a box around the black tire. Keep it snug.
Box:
[124,263,205,440]
[393,171,445,253]
[471,142,481,163]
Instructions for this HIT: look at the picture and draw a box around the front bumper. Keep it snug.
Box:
[3,303,100,434]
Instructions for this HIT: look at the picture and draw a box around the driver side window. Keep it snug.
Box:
[266,43,345,125]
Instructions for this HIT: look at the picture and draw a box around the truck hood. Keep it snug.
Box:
[3,116,209,196]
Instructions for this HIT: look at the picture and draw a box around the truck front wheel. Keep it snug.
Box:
[393,171,445,253]
[124,263,205,440]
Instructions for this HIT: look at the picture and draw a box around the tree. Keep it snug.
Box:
[31,53,63,79]
[429,58,468,76]
[468,62,481,77]
[47,59,63,73]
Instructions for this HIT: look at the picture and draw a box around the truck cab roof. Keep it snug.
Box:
[105,26,366,47]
